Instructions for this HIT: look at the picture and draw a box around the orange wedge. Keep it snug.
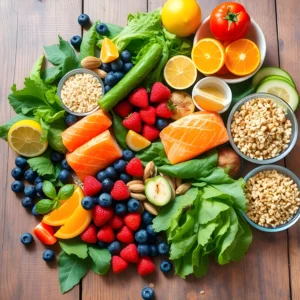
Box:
[126,130,151,152]
[100,38,119,63]
[225,39,260,76]
[192,38,225,75]
[42,186,83,226]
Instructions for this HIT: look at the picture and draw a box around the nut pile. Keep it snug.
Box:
[231,98,292,160]
[245,170,300,228]
[61,73,102,113]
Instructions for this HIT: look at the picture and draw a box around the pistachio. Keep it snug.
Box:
[143,161,155,181]
[143,202,158,216]
[127,180,144,187]
[130,192,146,201]
[129,183,145,193]
[176,183,191,195]
[81,56,102,69]
[91,68,107,78]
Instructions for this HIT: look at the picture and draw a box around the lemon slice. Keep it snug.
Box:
[8,120,48,157]
[126,130,151,152]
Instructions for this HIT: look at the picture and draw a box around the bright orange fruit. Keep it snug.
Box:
[126,130,151,152]
[100,38,119,63]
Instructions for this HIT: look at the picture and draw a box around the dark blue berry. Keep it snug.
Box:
[127,198,140,213]
[108,241,121,255]
[15,156,27,168]
[157,242,169,255]
[22,197,34,209]
[120,50,132,63]
[93,196,99,205]
[135,229,148,244]
[119,173,132,184]
[11,180,24,193]
[100,63,112,73]
[78,13,90,26]
[70,35,82,48]
[122,149,134,161]
[31,204,40,217]
[155,118,169,130]
[111,59,123,71]
[20,233,33,245]
[96,170,107,182]
[42,249,55,262]
[104,85,111,93]
[114,71,125,81]
[51,151,64,163]
[11,167,23,180]
[105,166,118,180]
[142,211,154,226]
[102,178,114,192]
[65,114,78,127]
[34,176,43,185]
[24,169,38,183]
[36,182,44,193]
[97,241,108,248]
[37,191,46,199]
[149,245,157,257]
[137,244,150,256]
[114,203,127,216]
[81,196,94,210]
[58,170,71,183]
[98,193,112,207]
[24,186,37,198]
[105,73,118,86]
[146,224,157,237]
[61,159,71,171]
[96,23,109,35]
[113,159,127,173]
[141,287,154,300]
[122,62,133,73]
[160,259,172,273]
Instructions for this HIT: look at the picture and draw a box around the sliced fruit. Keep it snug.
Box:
[43,186,83,226]
[225,39,260,76]
[126,130,151,152]
[257,79,299,111]
[145,176,172,207]
[258,75,296,88]
[33,222,57,245]
[169,92,195,120]
[8,120,48,157]
[192,38,225,75]
[216,63,230,76]
[194,87,226,112]
[163,55,197,90]
[100,37,119,63]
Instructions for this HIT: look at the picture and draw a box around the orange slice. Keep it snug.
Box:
[192,38,225,75]
[225,39,260,76]
[126,130,151,152]
[42,186,83,226]
[100,38,119,63]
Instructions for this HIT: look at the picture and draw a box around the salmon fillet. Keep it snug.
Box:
[62,110,112,152]
[160,111,229,164]
[66,130,122,180]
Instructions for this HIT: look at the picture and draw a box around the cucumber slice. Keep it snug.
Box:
[252,67,295,87]
[257,79,299,110]
[258,75,296,88]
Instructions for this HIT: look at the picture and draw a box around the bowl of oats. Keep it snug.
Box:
[227,93,298,164]
[57,68,104,116]
[242,165,300,232]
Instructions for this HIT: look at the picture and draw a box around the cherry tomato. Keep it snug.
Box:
[33,222,57,245]
[210,2,251,42]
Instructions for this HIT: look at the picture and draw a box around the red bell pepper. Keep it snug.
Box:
[33,222,57,245]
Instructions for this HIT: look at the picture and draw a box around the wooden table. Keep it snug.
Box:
[0,0,299,299]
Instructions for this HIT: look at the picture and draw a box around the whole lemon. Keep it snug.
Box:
[162,0,202,37]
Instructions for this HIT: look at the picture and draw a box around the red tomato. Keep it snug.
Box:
[210,2,251,42]
[33,222,57,245]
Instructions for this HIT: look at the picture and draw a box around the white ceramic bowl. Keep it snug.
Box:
[193,16,267,84]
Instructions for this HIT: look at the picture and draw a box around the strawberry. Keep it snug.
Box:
[120,243,139,263]
[129,87,149,108]
[125,158,144,177]
[83,176,102,196]
[142,124,160,142]
[33,222,57,245]
[111,180,130,201]
[116,225,134,243]
[97,225,115,243]
[114,99,133,118]
[92,205,113,227]
[150,82,171,103]
[112,256,129,273]
[123,112,142,133]
[140,106,156,125]
[156,101,174,119]
[137,256,156,276]
[108,215,124,229]
[124,213,141,231]
[80,224,97,244]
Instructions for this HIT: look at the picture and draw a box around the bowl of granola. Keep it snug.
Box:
[57,68,104,116]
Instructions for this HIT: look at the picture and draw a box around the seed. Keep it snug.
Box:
[127,180,144,187]
[130,192,146,201]
[144,202,158,216]
[129,183,145,193]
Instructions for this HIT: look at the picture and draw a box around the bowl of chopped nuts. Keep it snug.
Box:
[57,68,104,116]
[227,93,298,164]
[242,165,300,232]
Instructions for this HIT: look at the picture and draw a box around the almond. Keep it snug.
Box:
[92,68,107,78]
[81,56,102,69]
[129,183,145,193]
[130,192,146,201]
[143,202,158,216]
[175,178,182,189]
[176,183,191,195]
[143,161,155,181]
[127,180,144,187]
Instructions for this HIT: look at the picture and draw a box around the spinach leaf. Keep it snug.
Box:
[27,149,55,177]
[59,238,88,259]
[170,235,197,260]
[136,142,169,166]
[110,110,128,149]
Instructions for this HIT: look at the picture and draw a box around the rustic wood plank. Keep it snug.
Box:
[0,0,81,299]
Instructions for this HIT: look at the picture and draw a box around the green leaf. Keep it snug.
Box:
[170,210,195,242]
[42,66,62,84]
[35,199,54,214]
[30,54,44,82]
[42,180,57,199]
[47,121,67,153]
[59,238,88,259]
[175,250,194,279]
[192,182,207,187]
[57,184,74,200]
[106,23,123,39]
[58,251,89,294]
[110,110,128,149]
[27,150,55,177]
[193,254,209,278]
[136,142,169,166]
[170,235,197,260]
[88,246,111,275]
[197,221,218,246]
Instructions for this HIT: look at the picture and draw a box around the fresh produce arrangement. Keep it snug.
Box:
[1,1,300,299]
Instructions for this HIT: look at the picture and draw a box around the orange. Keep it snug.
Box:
[126,130,151,152]
[192,38,225,75]
[225,39,260,76]
[42,187,83,226]
[100,38,119,63]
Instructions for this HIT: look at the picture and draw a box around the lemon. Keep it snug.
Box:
[161,0,202,37]
[126,130,151,152]
[169,92,195,120]
[8,120,48,157]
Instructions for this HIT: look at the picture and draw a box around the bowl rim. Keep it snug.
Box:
[227,92,298,164]
[241,165,300,232]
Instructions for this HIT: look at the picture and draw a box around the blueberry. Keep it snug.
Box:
[42,249,55,262]
[96,23,108,35]
[11,167,23,180]
[141,287,154,300]
[96,170,107,182]
[135,229,148,244]
[127,198,140,213]
[108,241,121,255]
[97,241,108,248]
[146,224,157,237]
[24,169,38,183]
[34,176,43,185]
[113,159,127,173]
[11,180,24,193]
[105,166,118,180]
[36,182,44,194]
[137,244,150,256]
[15,156,27,168]
[114,203,127,216]
[22,197,34,209]
[104,85,111,93]
[37,191,46,199]
[51,151,64,163]
[100,63,112,73]
[111,59,123,71]
[31,204,40,217]
[160,259,173,273]
[58,170,71,183]
[122,62,133,73]
[157,242,169,255]
[105,73,118,86]
[78,13,90,26]
[70,35,82,48]
[102,178,114,192]
[61,159,71,171]
[114,71,125,81]
[65,114,78,127]
[142,211,154,226]
[155,118,169,130]
[120,173,132,184]
[120,50,132,63]
[98,193,112,207]
[24,186,37,198]
[149,245,157,257]
[20,233,33,245]
[122,149,135,161]
[81,196,95,210]
[93,196,99,205]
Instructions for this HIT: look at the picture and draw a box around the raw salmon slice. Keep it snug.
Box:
[160,111,229,164]
[62,110,112,152]
[66,130,122,180]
